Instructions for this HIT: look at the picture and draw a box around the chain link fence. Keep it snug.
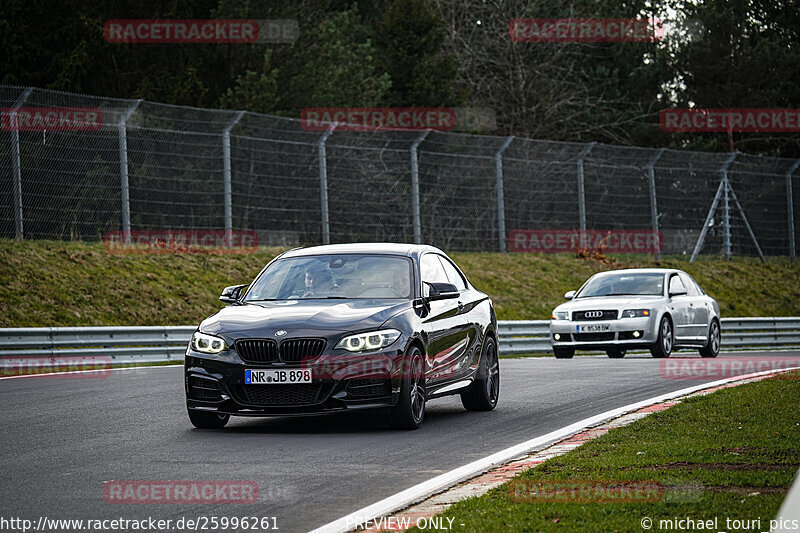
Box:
[2,85,799,258]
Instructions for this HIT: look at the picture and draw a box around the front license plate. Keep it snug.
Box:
[577,323,610,333]
[245,368,312,384]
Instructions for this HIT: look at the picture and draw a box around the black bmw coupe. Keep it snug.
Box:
[185,243,499,430]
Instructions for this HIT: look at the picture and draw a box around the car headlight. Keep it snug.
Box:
[551,311,570,320]
[191,331,227,354]
[621,309,650,318]
[336,329,401,352]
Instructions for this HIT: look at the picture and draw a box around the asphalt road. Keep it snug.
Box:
[2,351,798,532]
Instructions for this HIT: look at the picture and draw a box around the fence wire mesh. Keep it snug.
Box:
[2,85,800,258]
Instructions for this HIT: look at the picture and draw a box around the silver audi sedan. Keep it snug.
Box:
[549,268,720,359]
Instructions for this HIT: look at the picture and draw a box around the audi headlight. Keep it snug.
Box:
[551,311,570,320]
[621,309,650,319]
[336,329,401,352]
[191,331,227,354]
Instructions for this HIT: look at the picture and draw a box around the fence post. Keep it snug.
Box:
[787,159,800,262]
[318,123,337,245]
[10,87,33,241]
[690,152,737,262]
[410,131,430,244]
[720,152,737,260]
[495,136,514,252]
[576,142,596,231]
[118,99,141,245]
[646,148,665,258]
[222,111,245,248]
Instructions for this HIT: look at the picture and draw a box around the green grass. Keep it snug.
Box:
[1,239,799,327]
[407,372,800,533]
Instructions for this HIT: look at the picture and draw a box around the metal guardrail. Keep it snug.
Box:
[0,326,195,367]
[1,318,799,370]
[498,317,800,355]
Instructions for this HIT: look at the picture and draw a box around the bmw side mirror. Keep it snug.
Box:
[426,282,460,301]
[220,284,248,304]
[564,290,576,300]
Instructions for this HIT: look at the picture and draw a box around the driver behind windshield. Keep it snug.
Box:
[302,268,334,298]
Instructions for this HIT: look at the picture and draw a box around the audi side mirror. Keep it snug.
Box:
[564,290,576,300]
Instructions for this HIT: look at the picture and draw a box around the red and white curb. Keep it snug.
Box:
[311,368,797,533]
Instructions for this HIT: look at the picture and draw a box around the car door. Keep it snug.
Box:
[679,272,708,341]
[667,273,692,343]
[419,253,471,386]
[438,254,484,374]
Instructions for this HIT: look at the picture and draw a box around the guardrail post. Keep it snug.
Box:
[318,123,337,245]
[118,99,141,245]
[222,111,245,248]
[495,136,514,253]
[787,159,800,262]
[646,149,665,258]
[576,142,596,231]
[10,87,33,241]
[410,131,430,245]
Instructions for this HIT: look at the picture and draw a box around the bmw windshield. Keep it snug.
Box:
[244,254,413,300]
[576,273,664,298]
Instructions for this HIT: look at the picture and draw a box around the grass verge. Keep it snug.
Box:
[1,239,799,327]
[408,371,800,532]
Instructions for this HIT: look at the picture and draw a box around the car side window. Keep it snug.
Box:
[668,274,686,295]
[438,255,467,291]
[678,273,699,296]
[421,254,449,296]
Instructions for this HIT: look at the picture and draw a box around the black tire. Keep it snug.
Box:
[699,320,721,358]
[650,316,674,358]
[188,409,229,429]
[461,337,500,411]
[388,346,426,430]
[553,346,575,359]
[606,349,626,358]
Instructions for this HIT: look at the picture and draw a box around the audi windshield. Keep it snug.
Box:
[576,273,664,298]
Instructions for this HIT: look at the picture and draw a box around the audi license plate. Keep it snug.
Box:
[577,323,610,333]
[245,369,312,384]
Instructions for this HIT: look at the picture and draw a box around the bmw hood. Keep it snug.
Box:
[199,299,412,335]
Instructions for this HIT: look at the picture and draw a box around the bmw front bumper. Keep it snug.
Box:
[185,347,407,417]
